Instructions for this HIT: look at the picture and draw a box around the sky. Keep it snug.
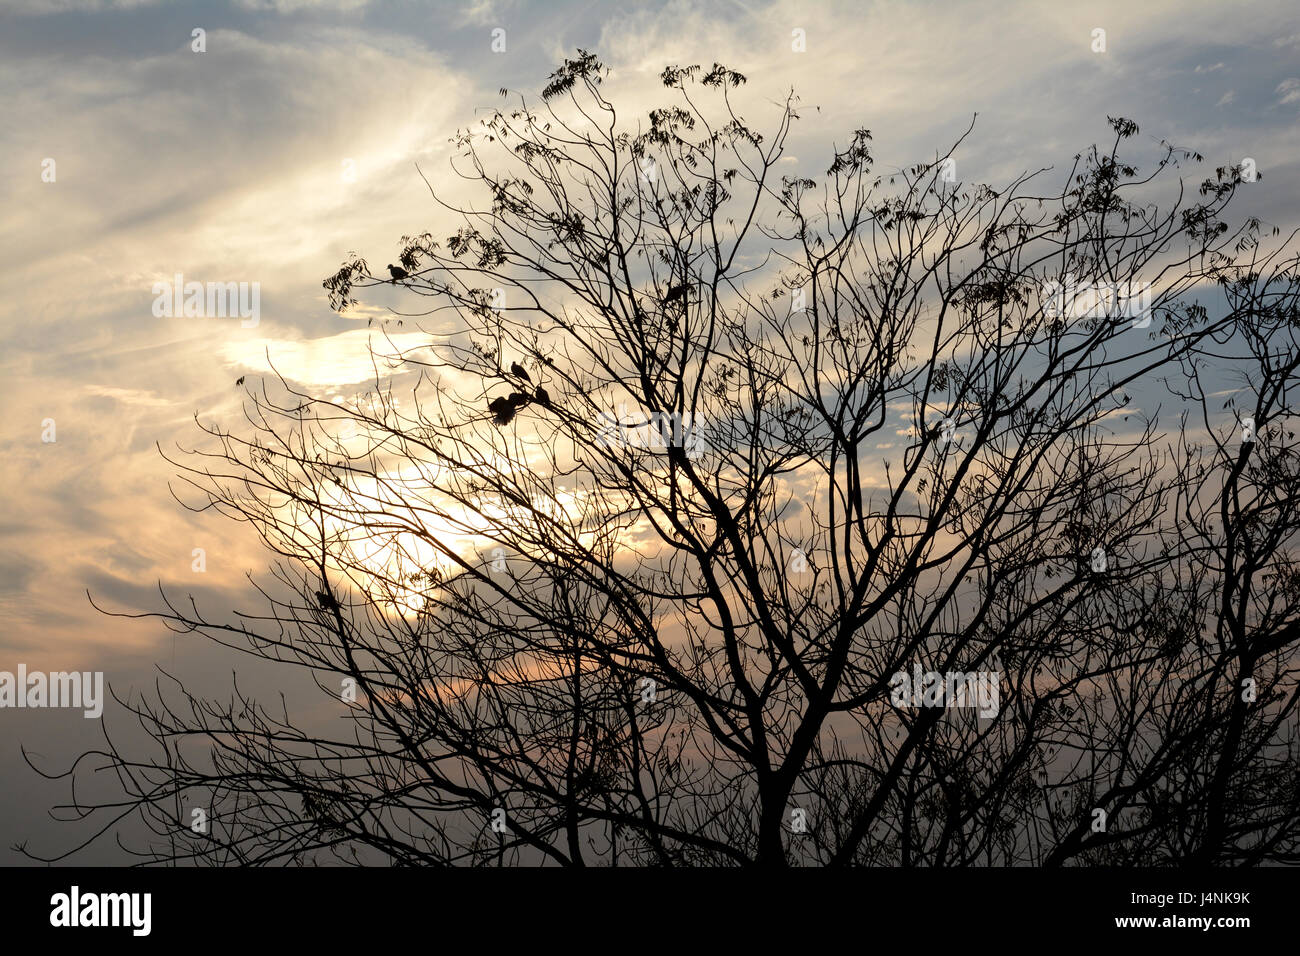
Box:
[1,0,1298,864]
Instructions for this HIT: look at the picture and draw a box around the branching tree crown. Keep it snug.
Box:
[36,51,1300,866]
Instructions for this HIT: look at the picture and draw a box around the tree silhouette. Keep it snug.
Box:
[31,52,1300,866]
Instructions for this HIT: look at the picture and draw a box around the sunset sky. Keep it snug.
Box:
[1,0,1298,863]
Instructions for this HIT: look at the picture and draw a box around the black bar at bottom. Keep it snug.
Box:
[0,866,1288,944]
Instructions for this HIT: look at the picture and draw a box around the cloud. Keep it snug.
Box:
[0,21,482,689]
[82,385,174,408]
[232,0,370,11]
[448,0,520,27]
[5,0,160,13]
[218,329,439,388]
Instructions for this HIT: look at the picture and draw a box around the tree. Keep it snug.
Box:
[31,52,1300,866]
